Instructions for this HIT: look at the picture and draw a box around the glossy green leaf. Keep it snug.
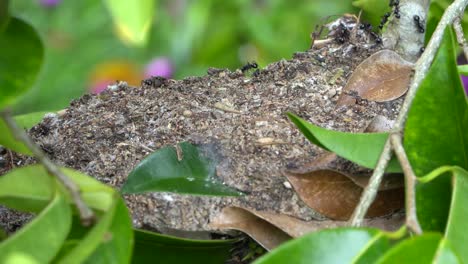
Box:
[434,239,461,264]
[287,113,401,173]
[0,190,72,264]
[103,0,154,46]
[419,166,468,262]
[254,228,389,264]
[0,165,114,213]
[0,16,43,109]
[376,233,442,263]
[457,65,468,76]
[0,165,53,212]
[56,196,132,264]
[404,29,468,231]
[121,142,244,196]
[132,229,236,264]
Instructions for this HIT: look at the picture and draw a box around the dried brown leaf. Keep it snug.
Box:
[210,206,404,248]
[283,169,404,220]
[209,207,291,250]
[337,49,414,106]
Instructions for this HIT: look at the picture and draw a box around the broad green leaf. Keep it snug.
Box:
[0,190,72,264]
[287,113,401,173]
[0,165,114,213]
[419,166,468,262]
[254,228,388,264]
[0,17,43,109]
[84,197,133,264]
[56,195,131,264]
[457,65,468,76]
[103,0,154,46]
[376,233,442,263]
[0,0,8,32]
[0,166,53,212]
[132,229,236,264]
[434,239,461,264]
[404,29,468,231]
[121,142,244,196]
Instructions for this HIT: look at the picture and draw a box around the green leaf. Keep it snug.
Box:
[103,0,154,46]
[56,196,132,264]
[14,111,48,129]
[376,233,442,263]
[121,142,244,196]
[419,166,468,262]
[287,113,401,173]
[0,165,53,212]
[84,197,133,264]
[404,29,468,231]
[0,16,43,109]
[0,228,6,241]
[0,165,114,213]
[132,229,236,264]
[254,228,389,264]
[457,65,468,76]
[0,0,9,32]
[0,190,72,264]
[0,114,33,155]
[352,0,390,26]
[434,239,461,264]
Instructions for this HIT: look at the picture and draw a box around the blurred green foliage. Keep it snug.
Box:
[10,0,356,114]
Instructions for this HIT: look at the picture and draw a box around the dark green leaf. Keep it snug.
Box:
[404,29,468,231]
[254,228,388,264]
[103,0,154,46]
[287,113,401,172]
[0,165,114,213]
[56,195,131,264]
[433,239,461,264]
[132,229,236,264]
[121,142,244,196]
[0,190,72,263]
[419,166,468,262]
[0,17,43,109]
[0,0,9,32]
[376,233,442,263]
[0,228,6,241]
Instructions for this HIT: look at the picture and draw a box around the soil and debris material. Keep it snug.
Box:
[1,20,403,234]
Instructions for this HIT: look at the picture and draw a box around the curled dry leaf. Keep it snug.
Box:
[337,49,414,106]
[283,169,404,220]
[210,206,404,250]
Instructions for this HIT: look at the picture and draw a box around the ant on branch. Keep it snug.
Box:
[413,15,425,33]
[241,61,258,73]
[390,0,400,19]
[379,12,391,30]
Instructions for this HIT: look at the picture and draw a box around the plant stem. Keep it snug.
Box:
[453,17,468,60]
[350,0,468,227]
[390,133,422,234]
[0,109,95,225]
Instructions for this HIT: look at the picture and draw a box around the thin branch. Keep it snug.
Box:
[453,16,468,61]
[350,0,468,227]
[0,109,95,225]
[390,133,422,234]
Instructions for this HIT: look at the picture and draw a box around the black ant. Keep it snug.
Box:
[334,23,350,44]
[241,61,258,72]
[141,76,166,87]
[413,15,425,33]
[379,12,391,30]
[252,69,261,77]
[390,0,400,19]
[420,47,425,53]
[370,31,382,44]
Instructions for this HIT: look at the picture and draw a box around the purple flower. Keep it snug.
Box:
[461,75,468,95]
[39,0,62,7]
[144,57,173,79]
